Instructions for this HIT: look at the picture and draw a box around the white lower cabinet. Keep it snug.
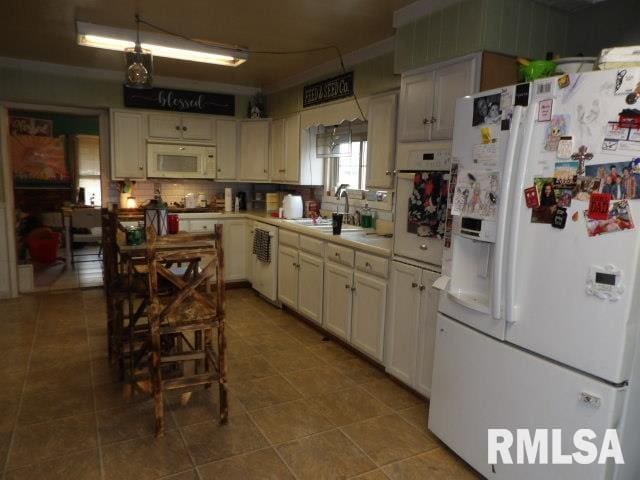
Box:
[182,217,246,282]
[323,262,353,341]
[222,220,247,282]
[351,272,387,362]
[297,252,323,325]
[385,260,439,397]
[278,245,299,308]
[277,239,324,325]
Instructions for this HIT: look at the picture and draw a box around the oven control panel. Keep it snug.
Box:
[407,149,451,171]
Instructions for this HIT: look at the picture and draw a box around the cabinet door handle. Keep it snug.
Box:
[217,168,222,172]
[419,285,426,291]
[385,170,393,176]
[278,169,286,173]
[422,118,428,125]
[334,252,340,257]
[351,286,356,292]
[182,126,187,131]
[345,284,350,289]
[411,282,418,288]
[419,244,428,250]
[365,262,372,268]
[175,125,180,130]
[430,116,437,124]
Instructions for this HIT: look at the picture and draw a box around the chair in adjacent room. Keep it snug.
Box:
[70,207,103,267]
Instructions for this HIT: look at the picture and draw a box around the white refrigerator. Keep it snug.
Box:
[429,69,640,479]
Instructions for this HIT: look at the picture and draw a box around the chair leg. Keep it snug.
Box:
[149,301,165,437]
[194,330,202,375]
[217,321,228,425]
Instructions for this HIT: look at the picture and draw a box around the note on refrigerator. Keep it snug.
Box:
[451,170,500,221]
[471,142,499,169]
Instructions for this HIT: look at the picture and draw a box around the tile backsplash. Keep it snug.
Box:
[109,180,322,209]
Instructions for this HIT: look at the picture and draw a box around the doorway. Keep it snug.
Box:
[6,107,107,292]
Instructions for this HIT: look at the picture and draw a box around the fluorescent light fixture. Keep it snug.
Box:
[76,21,248,67]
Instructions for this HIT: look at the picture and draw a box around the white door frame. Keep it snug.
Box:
[0,101,110,298]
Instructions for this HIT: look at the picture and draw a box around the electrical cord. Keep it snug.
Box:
[136,15,367,121]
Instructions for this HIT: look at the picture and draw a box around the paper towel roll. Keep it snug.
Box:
[224,188,233,212]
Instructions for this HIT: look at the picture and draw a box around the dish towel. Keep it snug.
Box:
[252,228,271,263]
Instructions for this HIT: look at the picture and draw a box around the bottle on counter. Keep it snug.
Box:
[361,203,373,228]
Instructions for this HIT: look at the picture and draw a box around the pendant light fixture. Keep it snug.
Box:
[124,14,153,89]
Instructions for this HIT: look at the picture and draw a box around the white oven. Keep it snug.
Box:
[147,143,216,179]
[393,142,451,267]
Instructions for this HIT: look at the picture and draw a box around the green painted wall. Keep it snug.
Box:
[266,52,400,118]
[0,65,250,117]
[394,0,570,73]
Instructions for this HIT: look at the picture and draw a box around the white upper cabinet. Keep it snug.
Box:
[110,110,146,179]
[283,114,301,183]
[239,120,270,181]
[215,119,238,180]
[148,114,182,139]
[398,55,478,142]
[270,118,286,182]
[398,73,434,142]
[270,113,303,183]
[366,92,398,189]
[181,115,215,141]
[148,113,215,142]
[431,60,475,140]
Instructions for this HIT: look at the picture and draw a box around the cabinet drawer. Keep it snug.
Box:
[326,243,354,267]
[190,220,218,232]
[299,235,324,257]
[355,252,389,278]
[279,229,299,248]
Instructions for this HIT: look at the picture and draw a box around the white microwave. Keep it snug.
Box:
[147,143,216,179]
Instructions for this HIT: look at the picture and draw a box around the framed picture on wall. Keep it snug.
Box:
[10,134,71,188]
[9,116,53,137]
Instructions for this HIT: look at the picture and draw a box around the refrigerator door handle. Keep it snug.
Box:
[505,103,538,324]
[491,106,524,320]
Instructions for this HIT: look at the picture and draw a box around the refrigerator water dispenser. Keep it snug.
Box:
[446,233,495,315]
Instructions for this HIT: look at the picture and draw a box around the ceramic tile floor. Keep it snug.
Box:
[32,246,103,292]
[0,287,481,480]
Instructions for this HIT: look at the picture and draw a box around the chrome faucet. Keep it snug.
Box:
[335,184,350,218]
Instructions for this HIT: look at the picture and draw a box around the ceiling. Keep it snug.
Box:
[1,0,415,90]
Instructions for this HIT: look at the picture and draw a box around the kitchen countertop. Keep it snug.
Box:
[175,210,393,257]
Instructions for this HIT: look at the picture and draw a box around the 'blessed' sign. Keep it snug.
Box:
[123,86,235,116]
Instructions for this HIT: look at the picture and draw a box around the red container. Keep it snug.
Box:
[167,214,179,234]
[26,232,61,264]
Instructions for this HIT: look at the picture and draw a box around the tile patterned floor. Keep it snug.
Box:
[31,247,103,292]
[0,287,481,479]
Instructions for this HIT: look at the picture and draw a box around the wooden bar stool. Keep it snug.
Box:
[145,226,227,436]
[101,209,151,381]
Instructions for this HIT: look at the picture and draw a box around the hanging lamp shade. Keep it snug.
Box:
[124,47,153,88]
[124,14,153,89]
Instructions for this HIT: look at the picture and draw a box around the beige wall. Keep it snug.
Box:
[266,52,400,118]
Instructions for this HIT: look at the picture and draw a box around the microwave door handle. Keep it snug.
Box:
[491,106,524,320]
[505,103,537,325]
